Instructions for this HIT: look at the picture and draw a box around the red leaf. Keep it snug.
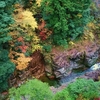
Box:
[17,37,24,42]
[94,98,100,100]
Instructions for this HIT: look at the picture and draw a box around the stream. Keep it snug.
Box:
[59,63,100,85]
[40,63,100,87]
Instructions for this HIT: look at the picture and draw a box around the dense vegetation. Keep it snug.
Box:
[9,79,53,100]
[0,0,100,100]
[53,79,100,100]
[9,78,100,100]
[0,0,15,92]
[41,0,92,45]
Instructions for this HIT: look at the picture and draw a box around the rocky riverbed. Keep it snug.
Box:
[45,37,100,78]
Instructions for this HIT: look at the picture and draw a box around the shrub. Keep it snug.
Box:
[0,0,15,92]
[9,78,100,100]
[54,78,100,100]
[9,79,53,100]
[67,78,100,99]
[41,0,92,46]
[53,88,73,100]
[43,44,52,53]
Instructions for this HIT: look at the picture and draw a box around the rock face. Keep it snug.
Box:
[50,63,100,94]
[49,40,100,78]
[92,0,100,21]
[9,51,45,87]
[59,63,100,85]
[43,0,100,79]
[93,0,100,8]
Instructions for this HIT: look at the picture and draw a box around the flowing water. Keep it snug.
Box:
[59,63,100,85]
[39,74,60,87]
[40,63,100,87]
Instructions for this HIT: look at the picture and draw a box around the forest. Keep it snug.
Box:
[0,0,100,100]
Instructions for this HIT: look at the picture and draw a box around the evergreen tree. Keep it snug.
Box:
[0,0,15,92]
[41,0,92,46]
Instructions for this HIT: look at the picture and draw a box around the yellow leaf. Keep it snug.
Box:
[88,32,94,40]
[21,10,37,29]
[69,41,75,45]
[36,0,42,6]
[77,13,82,18]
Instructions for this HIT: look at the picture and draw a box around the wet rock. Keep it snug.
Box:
[56,68,66,74]
[85,45,99,67]
[50,63,100,93]
[59,64,100,86]
[54,71,63,78]
[45,65,53,75]
[85,70,100,81]
[51,40,100,78]
[45,65,55,79]
[54,67,72,78]
[90,63,100,70]
[82,63,100,80]
[69,61,85,69]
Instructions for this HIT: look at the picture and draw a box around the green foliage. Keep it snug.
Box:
[0,0,15,92]
[0,60,15,92]
[9,78,100,100]
[67,78,100,99]
[9,79,53,100]
[22,0,36,8]
[53,88,73,100]
[41,0,92,46]
[43,44,52,52]
[53,78,100,100]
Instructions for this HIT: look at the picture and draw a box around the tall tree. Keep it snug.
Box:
[0,0,15,92]
[41,0,92,46]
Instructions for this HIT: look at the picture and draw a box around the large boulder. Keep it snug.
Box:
[50,40,100,78]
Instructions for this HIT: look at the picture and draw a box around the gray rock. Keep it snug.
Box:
[90,63,100,71]
[54,68,66,78]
